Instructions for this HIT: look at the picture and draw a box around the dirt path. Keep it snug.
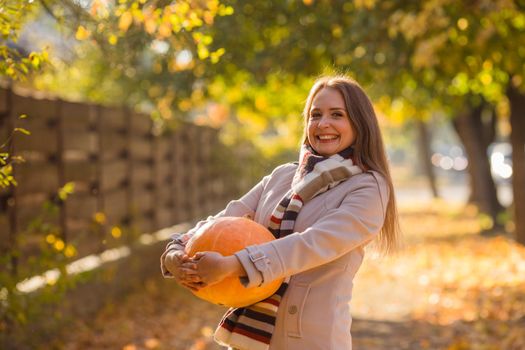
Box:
[59,276,454,350]
[60,275,506,350]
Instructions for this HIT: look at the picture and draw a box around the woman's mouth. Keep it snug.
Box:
[317,135,339,143]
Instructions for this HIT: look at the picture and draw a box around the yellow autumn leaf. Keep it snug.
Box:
[93,212,106,224]
[158,22,172,38]
[58,182,75,200]
[197,45,209,59]
[174,2,190,16]
[29,53,40,67]
[210,48,225,63]
[108,34,118,45]
[255,95,268,111]
[192,32,203,43]
[189,12,203,27]
[206,0,219,12]
[119,11,133,32]
[202,34,213,45]
[14,127,30,135]
[54,239,65,251]
[332,25,343,38]
[218,5,234,16]
[46,234,57,244]
[203,11,215,25]
[64,244,77,258]
[145,18,157,34]
[178,99,192,111]
[111,226,122,238]
[75,25,91,40]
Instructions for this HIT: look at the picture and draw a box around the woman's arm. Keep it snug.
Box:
[178,251,247,287]
[234,172,389,288]
[161,245,206,291]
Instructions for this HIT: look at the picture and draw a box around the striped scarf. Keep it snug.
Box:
[214,144,363,350]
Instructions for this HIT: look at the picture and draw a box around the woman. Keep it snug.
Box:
[161,75,400,350]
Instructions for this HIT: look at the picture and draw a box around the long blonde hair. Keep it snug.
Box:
[302,75,401,254]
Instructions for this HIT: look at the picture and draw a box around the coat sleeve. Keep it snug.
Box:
[234,172,389,288]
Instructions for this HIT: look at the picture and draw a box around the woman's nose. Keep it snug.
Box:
[317,115,330,128]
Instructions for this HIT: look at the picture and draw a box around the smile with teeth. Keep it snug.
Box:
[317,135,339,141]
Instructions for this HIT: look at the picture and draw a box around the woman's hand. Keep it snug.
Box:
[161,244,207,292]
[182,251,246,287]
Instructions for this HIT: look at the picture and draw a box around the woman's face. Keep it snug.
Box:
[307,87,356,157]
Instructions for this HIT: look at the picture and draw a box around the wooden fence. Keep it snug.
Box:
[0,86,239,276]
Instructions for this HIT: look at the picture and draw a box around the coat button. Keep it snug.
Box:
[288,305,298,314]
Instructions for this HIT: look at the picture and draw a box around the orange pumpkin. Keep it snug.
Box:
[184,216,283,307]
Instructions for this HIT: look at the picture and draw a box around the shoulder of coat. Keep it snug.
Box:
[270,162,298,176]
[346,170,388,194]
[351,170,390,211]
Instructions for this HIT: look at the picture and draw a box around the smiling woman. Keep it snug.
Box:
[306,87,356,157]
[161,75,400,350]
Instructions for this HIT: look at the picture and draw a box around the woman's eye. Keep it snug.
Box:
[332,113,343,117]
[310,113,321,119]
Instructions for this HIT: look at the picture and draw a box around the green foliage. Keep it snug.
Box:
[0,182,82,346]
[22,0,525,161]
[204,72,312,160]
[0,0,48,80]
[340,0,525,116]
[0,115,31,189]
[34,0,233,120]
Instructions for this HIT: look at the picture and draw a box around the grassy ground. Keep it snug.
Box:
[59,201,525,350]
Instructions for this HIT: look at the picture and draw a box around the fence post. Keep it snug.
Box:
[179,126,190,222]
[191,125,199,219]
[208,129,223,213]
[4,87,18,275]
[151,124,159,232]
[124,107,133,241]
[171,128,181,225]
[201,127,212,215]
[56,99,68,243]
[94,105,105,252]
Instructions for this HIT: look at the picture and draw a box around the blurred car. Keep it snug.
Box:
[488,142,513,184]
[431,145,468,172]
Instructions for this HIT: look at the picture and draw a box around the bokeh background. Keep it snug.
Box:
[1,1,525,349]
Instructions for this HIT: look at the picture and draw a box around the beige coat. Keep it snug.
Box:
[179,163,389,350]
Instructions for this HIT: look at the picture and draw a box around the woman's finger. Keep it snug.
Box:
[180,262,197,269]
[179,267,198,275]
[181,281,207,292]
[180,274,202,282]
[193,252,206,260]
[166,250,184,264]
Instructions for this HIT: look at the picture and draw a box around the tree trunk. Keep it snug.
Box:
[507,86,525,246]
[416,119,439,198]
[452,105,502,227]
